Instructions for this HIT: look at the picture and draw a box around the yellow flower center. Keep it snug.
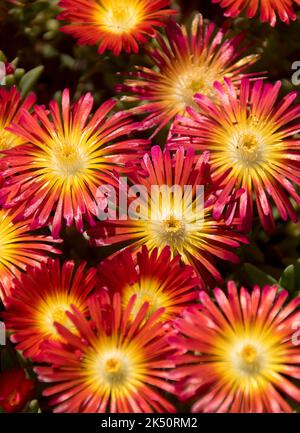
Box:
[103,356,129,384]
[240,344,258,363]
[164,215,183,231]
[45,303,75,334]
[237,133,262,161]
[37,297,78,340]
[158,215,186,249]
[190,79,206,94]
[0,128,23,151]
[105,357,121,373]
[90,348,134,389]
[212,325,284,396]
[173,65,218,111]
[135,288,161,311]
[141,191,205,262]
[51,142,87,178]
[230,129,265,168]
[231,342,266,377]
[51,305,71,325]
[237,344,262,375]
[123,280,171,319]
[212,113,284,177]
[99,1,143,34]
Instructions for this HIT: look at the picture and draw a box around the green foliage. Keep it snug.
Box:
[0,0,300,414]
[279,260,300,294]
[243,263,278,287]
[19,65,44,95]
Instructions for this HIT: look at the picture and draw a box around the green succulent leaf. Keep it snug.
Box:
[243,263,278,287]
[19,65,44,96]
[279,259,300,293]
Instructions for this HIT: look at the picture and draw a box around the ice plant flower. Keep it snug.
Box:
[2,259,97,360]
[212,0,300,26]
[0,369,34,413]
[88,146,247,288]
[170,282,300,413]
[0,89,149,237]
[57,0,175,56]
[117,14,259,135]
[0,86,35,152]
[98,245,200,320]
[35,293,176,413]
[0,209,61,300]
[171,79,300,233]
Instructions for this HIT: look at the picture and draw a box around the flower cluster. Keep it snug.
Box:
[0,0,300,414]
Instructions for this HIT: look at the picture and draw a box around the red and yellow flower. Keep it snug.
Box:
[2,258,97,359]
[0,86,35,152]
[0,89,149,237]
[89,146,248,288]
[170,282,300,413]
[212,0,300,26]
[0,369,34,413]
[98,245,200,320]
[118,14,259,135]
[0,209,61,300]
[35,293,176,413]
[172,79,300,233]
[58,0,175,56]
